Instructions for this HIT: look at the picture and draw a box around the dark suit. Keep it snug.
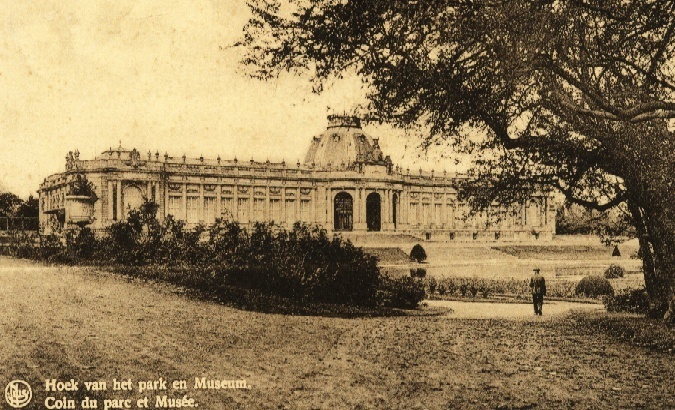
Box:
[530,274,546,315]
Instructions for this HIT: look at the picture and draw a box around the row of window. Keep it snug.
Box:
[167,196,313,225]
[407,202,548,227]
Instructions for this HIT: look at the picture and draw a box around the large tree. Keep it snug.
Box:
[240,0,675,320]
[0,193,23,218]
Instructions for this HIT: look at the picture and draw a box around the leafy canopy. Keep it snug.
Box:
[241,0,675,211]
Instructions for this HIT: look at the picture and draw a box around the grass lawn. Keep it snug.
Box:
[362,247,410,265]
[492,245,616,260]
[0,257,673,409]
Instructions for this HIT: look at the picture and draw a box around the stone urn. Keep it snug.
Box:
[65,195,96,226]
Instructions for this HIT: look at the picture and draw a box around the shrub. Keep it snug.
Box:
[469,283,478,297]
[426,277,437,294]
[8,202,395,310]
[410,244,427,263]
[4,231,40,259]
[575,276,614,298]
[378,276,426,309]
[604,264,625,279]
[409,268,427,278]
[604,287,650,314]
[445,280,456,295]
[66,227,98,260]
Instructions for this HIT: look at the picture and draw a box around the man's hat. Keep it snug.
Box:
[533,268,541,273]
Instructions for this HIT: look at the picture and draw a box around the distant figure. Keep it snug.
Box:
[530,268,546,316]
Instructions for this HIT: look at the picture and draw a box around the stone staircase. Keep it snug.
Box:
[333,232,423,247]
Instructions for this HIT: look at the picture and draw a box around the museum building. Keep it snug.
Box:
[38,115,556,241]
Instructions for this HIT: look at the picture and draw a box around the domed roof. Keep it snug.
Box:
[304,115,386,168]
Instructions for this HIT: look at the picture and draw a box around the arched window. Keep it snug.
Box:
[334,192,353,231]
[366,192,381,232]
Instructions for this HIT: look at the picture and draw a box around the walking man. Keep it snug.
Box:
[530,268,546,316]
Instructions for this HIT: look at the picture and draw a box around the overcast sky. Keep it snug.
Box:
[0,1,458,198]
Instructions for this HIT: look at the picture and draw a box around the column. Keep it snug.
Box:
[326,188,332,227]
[182,183,187,221]
[249,185,254,227]
[108,180,114,222]
[216,183,222,219]
[200,184,205,223]
[311,187,317,224]
[233,181,239,222]
[442,192,448,228]
[116,180,122,221]
[265,184,270,222]
[382,189,389,231]
[354,187,366,231]
[296,186,300,224]
[161,180,167,221]
[355,188,361,225]
[400,190,407,228]
[281,186,286,227]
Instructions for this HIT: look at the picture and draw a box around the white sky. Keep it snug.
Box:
[0,0,460,198]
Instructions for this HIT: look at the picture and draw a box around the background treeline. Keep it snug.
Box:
[4,201,424,312]
[0,192,39,218]
[556,201,634,237]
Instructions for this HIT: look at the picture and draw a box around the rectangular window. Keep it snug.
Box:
[269,199,281,222]
[112,184,118,221]
[285,199,296,223]
[531,202,540,226]
[254,198,265,222]
[502,208,510,228]
[459,204,470,227]
[186,196,200,223]
[237,198,249,223]
[434,204,442,225]
[300,199,311,222]
[220,198,233,219]
[422,203,431,226]
[409,202,417,225]
[168,196,182,219]
[446,204,455,227]
[203,196,216,225]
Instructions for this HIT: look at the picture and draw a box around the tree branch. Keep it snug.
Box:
[553,180,627,211]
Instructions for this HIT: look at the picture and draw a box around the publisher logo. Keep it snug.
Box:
[5,380,32,408]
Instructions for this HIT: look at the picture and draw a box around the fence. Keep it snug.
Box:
[0,217,40,231]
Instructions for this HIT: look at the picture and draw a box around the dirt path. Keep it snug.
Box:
[427,299,604,319]
[0,257,672,409]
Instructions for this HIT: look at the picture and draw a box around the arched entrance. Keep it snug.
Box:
[334,192,353,231]
[123,185,144,219]
[392,193,398,230]
[366,192,381,232]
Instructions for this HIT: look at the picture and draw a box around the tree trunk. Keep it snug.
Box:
[628,202,661,315]
[626,180,675,321]
[621,127,675,321]
[643,209,675,321]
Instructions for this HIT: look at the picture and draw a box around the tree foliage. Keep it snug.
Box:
[240,0,675,320]
[409,244,427,263]
[35,200,423,310]
[556,201,634,239]
[0,193,24,218]
[0,192,39,219]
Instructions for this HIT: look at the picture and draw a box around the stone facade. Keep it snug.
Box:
[39,116,556,241]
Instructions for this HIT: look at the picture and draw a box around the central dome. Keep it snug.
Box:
[304,115,385,168]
